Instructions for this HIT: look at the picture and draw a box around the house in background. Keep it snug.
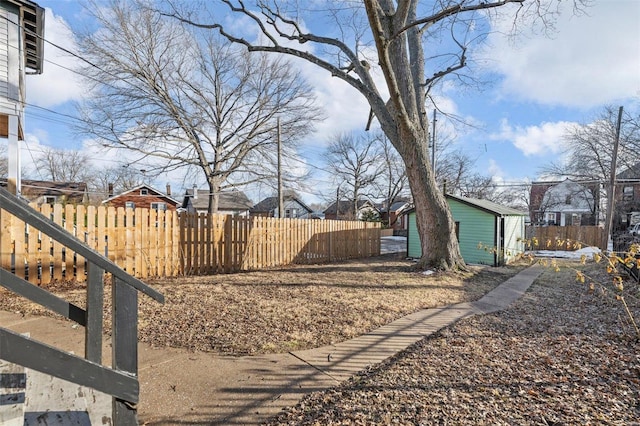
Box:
[323,199,377,221]
[407,194,526,266]
[378,199,412,234]
[615,162,640,231]
[529,179,598,226]
[102,184,180,211]
[181,188,253,216]
[250,193,313,218]
[0,179,89,205]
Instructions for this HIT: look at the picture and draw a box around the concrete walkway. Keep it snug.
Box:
[1,264,544,425]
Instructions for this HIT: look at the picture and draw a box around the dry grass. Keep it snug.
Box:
[0,254,526,355]
[268,261,640,425]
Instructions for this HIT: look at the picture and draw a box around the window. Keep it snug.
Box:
[284,208,298,218]
[151,202,167,211]
[140,188,149,195]
[545,212,556,225]
[125,201,135,209]
[44,196,56,204]
[623,186,634,201]
[565,195,571,205]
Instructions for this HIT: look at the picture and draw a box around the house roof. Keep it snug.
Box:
[102,184,180,206]
[388,200,411,213]
[446,194,526,216]
[250,195,313,214]
[1,179,88,203]
[323,199,375,215]
[617,162,640,180]
[183,189,253,211]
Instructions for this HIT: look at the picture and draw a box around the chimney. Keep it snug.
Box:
[108,183,113,197]
[193,184,198,199]
[166,183,171,196]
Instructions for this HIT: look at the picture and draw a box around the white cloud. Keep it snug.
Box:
[482,1,640,108]
[307,71,371,141]
[488,159,505,180]
[491,119,574,156]
[24,8,86,107]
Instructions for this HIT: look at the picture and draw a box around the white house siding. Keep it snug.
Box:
[0,9,10,101]
[503,215,525,263]
[276,199,311,219]
[0,5,21,113]
[541,180,595,226]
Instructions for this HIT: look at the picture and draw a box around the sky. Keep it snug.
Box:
[8,0,640,205]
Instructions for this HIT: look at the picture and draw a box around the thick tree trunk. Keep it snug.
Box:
[397,130,465,270]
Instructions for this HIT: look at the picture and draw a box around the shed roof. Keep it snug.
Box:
[446,194,526,216]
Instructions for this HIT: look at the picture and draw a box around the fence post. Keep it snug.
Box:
[224,216,232,273]
[112,276,139,425]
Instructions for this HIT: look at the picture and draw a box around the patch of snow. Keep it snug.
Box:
[529,246,602,259]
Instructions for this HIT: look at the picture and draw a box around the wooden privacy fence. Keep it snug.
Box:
[0,203,380,284]
[525,225,605,250]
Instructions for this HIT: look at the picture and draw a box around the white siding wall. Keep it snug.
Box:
[0,9,10,101]
[504,216,525,263]
[0,6,21,115]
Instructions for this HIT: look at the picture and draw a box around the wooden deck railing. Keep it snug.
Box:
[0,187,164,424]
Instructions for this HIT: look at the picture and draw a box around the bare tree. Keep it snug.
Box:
[92,166,147,200]
[433,143,500,200]
[372,134,410,226]
[542,106,640,184]
[326,132,381,218]
[33,146,95,184]
[167,0,588,269]
[0,144,7,177]
[76,0,320,213]
[540,106,640,225]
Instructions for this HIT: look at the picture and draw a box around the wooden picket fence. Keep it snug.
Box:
[525,225,605,251]
[0,203,380,284]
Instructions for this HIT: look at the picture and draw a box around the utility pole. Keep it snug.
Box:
[431,109,437,173]
[336,183,340,221]
[603,106,624,251]
[7,115,20,195]
[277,117,284,218]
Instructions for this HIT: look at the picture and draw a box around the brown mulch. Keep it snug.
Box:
[266,262,640,425]
[0,254,522,356]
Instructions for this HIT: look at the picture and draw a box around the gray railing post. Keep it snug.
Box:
[85,263,104,363]
[112,276,139,425]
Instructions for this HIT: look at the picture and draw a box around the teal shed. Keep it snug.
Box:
[407,194,526,266]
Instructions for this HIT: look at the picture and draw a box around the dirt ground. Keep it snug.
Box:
[0,254,526,355]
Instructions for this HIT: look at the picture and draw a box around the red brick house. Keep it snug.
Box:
[615,163,640,230]
[379,200,411,231]
[102,184,180,211]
